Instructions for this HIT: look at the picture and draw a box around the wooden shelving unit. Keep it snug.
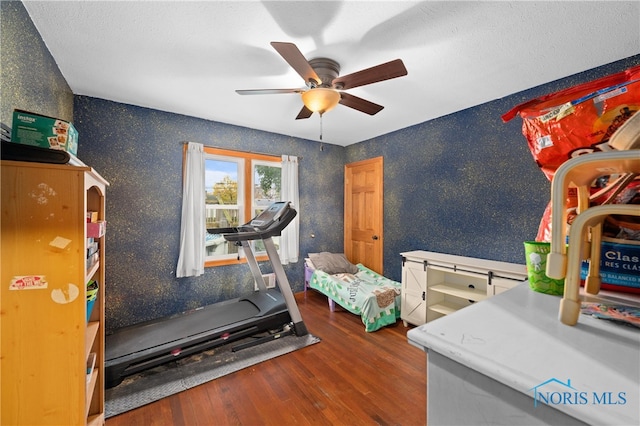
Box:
[1,160,108,425]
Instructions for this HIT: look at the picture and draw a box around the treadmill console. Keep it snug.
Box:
[250,201,289,230]
[213,201,296,242]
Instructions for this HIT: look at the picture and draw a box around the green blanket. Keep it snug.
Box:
[309,264,401,332]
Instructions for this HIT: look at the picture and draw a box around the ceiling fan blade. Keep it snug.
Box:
[339,92,384,115]
[295,106,313,120]
[270,42,321,86]
[332,59,407,90]
[236,88,303,95]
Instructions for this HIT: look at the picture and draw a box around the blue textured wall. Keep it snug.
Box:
[346,55,640,280]
[4,1,639,331]
[73,97,346,330]
[0,0,73,124]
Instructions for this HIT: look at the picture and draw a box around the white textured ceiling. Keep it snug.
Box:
[22,1,640,146]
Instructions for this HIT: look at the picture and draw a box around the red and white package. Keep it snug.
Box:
[503,65,640,181]
[504,65,640,244]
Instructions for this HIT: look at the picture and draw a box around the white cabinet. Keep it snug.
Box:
[407,285,640,425]
[400,258,428,326]
[401,251,527,326]
[489,276,521,296]
[425,265,487,323]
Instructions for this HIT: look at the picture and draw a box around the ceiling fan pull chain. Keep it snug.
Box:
[319,113,325,151]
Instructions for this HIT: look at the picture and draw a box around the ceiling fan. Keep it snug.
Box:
[236,42,408,120]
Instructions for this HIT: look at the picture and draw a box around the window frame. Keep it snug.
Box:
[199,146,281,267]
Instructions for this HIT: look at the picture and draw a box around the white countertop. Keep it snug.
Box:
[407,285,640,426]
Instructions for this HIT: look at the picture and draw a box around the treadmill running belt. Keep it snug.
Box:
[106,300,259,360]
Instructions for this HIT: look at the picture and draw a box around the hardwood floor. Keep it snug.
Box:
[105,290,427,426]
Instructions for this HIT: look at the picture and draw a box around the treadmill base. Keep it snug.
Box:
[105,289,291,388]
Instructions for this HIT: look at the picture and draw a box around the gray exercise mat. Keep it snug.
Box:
[105,333,320,418]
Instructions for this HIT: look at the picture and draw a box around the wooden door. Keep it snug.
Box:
[344,156,384,273]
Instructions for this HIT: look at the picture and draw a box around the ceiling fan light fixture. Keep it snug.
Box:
[301,88,340,114]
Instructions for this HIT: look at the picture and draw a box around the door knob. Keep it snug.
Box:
[372,235,379,240]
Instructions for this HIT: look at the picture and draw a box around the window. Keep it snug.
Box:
[202,147,281,266]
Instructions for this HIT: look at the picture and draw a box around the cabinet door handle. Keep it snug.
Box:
[372,235,379,240]
[422,291,426,301]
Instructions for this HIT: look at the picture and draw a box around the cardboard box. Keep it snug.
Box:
[10,109,78,155]
[86,211,99,223]
[581,239,640,294]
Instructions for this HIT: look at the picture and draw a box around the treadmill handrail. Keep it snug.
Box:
[206,202,297,242]
[206,226,237,234]
[222,208,297,242]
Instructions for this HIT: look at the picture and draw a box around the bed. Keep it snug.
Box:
[305,253,402,332]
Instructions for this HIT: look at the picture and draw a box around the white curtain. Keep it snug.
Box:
[280,155,299,264]
[176,142,206,278]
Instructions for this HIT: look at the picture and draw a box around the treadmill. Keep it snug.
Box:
[105,201,307,388]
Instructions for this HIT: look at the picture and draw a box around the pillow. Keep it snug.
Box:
[308,252,359,275]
